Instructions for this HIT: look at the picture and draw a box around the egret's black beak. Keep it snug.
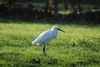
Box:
[57,28,65,32]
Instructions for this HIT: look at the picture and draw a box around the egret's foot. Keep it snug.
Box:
[43,53,50,57]
[43,52,47,56]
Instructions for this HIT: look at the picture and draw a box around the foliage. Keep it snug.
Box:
[0,20,100,67]
[0,0,100,22]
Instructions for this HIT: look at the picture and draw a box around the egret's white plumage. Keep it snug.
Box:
[32,30,58,45]
[32,26,64,54]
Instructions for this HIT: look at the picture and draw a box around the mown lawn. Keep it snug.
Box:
[0,20,100,67]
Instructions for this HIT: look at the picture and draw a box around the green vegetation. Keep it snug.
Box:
[0,20,100,67]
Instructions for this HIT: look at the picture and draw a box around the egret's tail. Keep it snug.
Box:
[32,41,41,45]
[32,41,35,45]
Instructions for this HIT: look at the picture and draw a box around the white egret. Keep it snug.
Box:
[32,26,65,55]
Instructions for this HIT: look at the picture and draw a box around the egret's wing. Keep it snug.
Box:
[38,30,52,38]
[32,30,54,45]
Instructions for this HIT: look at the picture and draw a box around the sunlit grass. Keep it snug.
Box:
[58,10,71,14]
[0,20,100,67]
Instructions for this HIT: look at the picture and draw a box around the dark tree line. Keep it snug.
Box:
[0,0,100,24]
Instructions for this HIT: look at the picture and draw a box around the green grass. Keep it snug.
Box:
[0,20,100,67]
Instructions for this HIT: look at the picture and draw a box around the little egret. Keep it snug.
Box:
[32,26,65,55]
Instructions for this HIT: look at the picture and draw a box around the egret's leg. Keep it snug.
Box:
[43,45,46,55]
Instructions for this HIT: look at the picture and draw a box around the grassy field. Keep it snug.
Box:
[0,20,100,67]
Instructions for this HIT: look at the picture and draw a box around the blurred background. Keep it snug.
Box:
[0,0,100,24]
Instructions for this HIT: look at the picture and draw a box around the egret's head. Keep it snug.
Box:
[51,26,65,32]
